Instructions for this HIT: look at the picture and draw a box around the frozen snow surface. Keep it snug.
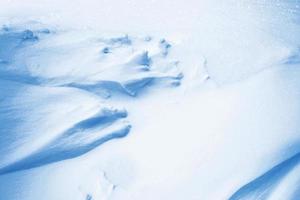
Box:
[0,0,300,199]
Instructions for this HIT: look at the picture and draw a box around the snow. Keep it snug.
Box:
[0,0,300,200]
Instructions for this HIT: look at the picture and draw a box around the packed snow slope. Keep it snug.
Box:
[0,0,300,200]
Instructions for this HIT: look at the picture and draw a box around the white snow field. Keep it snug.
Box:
[0,0,300,199]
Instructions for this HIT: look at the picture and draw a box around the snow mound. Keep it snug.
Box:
[0,27,183,97]
[0,25,183,176]
[0,78,130,175]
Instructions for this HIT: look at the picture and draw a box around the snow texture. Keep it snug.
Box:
[0,0,300,200]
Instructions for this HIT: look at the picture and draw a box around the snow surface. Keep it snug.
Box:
[0,0,300,200]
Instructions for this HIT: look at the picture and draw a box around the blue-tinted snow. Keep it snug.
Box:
[0,0,300,200]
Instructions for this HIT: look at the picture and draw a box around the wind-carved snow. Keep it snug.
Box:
[0,27,182,97]
[0,1,300,200]
[0,26,182,179]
